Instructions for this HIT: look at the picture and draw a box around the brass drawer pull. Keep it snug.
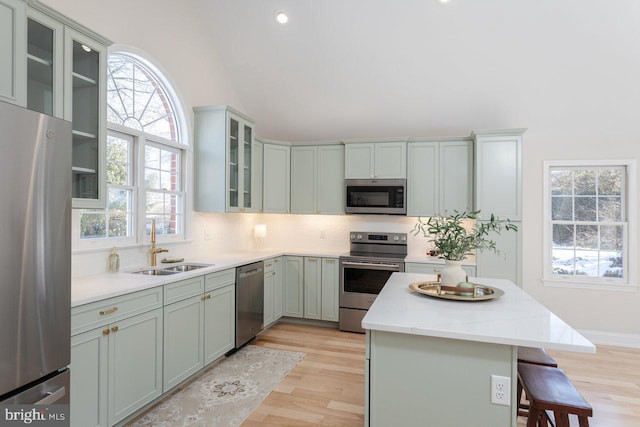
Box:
[99,307,118,316]
[202,294,212,301]
[111,326,119,333]
[102,329,110,336]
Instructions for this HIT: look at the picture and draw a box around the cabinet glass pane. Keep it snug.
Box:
[228,118,239,207]
[72,40,99,200]
[243,124,252,208]
[27,19,54,115]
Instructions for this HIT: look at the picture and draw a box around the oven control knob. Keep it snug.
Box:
[401,235,407,241]
[350,234,356,240]
[393,235,399,241]
[357,234,362,240]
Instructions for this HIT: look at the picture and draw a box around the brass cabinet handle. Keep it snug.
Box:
[202,294,212,301]
[99,307,118,316]
[102,329,110,336]
[272,272,276,276]
[325,259,336,263]
[266,263,272,268]
[111,326,119,333]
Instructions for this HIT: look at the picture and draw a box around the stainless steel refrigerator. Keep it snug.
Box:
[0,101,72,406]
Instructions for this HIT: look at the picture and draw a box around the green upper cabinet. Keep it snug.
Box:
[344,140,407,179]
[194,106,262,213]
[11,1,112,208]
[407,140,473,217]
[26,8,63,117]
[262,142,291,214]
[64,28,108,208]
[291,144,344,215]
[473,129,524,220]
[0,0,26,106]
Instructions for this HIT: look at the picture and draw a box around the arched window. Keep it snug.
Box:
[107,53,179,141]
[78,51,186,246]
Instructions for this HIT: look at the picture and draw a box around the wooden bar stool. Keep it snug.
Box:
[518,346,558,367]
[517,347,558,416]
[518,362,593,427]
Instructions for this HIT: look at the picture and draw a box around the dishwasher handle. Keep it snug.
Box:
[237,262,264,279]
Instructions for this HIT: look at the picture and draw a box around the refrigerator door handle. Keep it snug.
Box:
[35,386,66,405]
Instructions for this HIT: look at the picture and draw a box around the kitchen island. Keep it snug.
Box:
[362,273,595,427]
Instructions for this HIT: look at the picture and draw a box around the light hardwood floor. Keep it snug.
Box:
[248,323,640,427]
[243,322,366,426]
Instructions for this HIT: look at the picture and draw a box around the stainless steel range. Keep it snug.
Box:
[339,231,407,333]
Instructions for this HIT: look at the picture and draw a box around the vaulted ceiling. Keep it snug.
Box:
[195,0,640,142]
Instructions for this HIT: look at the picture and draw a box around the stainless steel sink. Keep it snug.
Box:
[131,269,179,276]
[161,264,211,272]
[130,263,213,275]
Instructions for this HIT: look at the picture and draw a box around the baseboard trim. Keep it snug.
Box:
[579,329,640,349]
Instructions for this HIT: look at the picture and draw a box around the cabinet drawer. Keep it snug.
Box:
[164,276,205,305]
[71,287,163,336]
[205,268,235,292]
[263,258,277,274]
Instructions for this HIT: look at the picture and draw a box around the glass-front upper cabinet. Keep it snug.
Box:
[26,10,63,117]
[193,106,261,213]
[65,28,107,208]
[226,112,257,212]
[242,121,254,209]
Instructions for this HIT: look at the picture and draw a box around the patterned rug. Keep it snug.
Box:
[127,345,306,427]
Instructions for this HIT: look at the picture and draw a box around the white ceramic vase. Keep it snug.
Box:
[440,260,467,286]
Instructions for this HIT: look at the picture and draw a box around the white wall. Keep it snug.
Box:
[46,0,640,345]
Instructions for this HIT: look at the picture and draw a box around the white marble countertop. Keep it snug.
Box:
[362,272,596,353]
[72,249,341,307]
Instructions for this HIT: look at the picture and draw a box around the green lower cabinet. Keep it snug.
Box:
[320,258,339,322]
[298,257,339,321]
[70,307,163,427]
[70,326,109,427]
[263,257,283,326]
[283,256,304,318]
[163,295,205,391]
[204,284,235,364]
[304,257,322,319]
[108,308,163,425]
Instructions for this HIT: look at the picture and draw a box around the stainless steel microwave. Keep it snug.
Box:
[345,179,407,215]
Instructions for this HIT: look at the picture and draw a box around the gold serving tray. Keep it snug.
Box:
[409,281,504,302]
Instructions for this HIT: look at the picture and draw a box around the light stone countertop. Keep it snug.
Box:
[72,249,341,307]
[362,272,596,353]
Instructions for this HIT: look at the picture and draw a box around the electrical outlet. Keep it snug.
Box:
[204,229,213,240]
[490,375,511,406]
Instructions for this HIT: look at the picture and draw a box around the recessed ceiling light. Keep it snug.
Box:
[275,11,289,25]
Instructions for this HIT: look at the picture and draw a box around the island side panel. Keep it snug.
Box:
[368,330,517,427]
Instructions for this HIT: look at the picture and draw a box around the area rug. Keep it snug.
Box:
[128,345,306,427]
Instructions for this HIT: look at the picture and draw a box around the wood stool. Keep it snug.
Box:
[517,347,558,416]
[518,362,592,427]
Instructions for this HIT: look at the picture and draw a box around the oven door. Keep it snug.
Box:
[339,260,403,310]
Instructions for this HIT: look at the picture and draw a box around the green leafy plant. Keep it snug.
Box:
[411,210,518,261]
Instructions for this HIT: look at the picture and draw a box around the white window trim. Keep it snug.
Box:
[542,159,637,290]
[74,44,192,251]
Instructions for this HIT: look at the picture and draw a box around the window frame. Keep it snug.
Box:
[542,159,637,289]
[73,49,188,251]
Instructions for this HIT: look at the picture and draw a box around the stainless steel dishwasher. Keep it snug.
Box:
[235,261,264,349]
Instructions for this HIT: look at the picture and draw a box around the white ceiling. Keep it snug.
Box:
[194,0,640,142]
